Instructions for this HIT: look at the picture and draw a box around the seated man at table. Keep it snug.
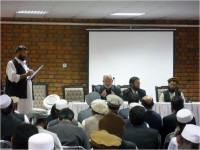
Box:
[96,74,121,100]
[123,76,146,103]
[159,77,185,102]
[77,92,101,123]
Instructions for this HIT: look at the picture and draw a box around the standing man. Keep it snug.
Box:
[123,77,146,103]
[5,45,34,114]
[96,74,121,100]
[159,77,185,102]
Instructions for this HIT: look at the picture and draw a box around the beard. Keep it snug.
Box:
[133,86,139,91]
[168,87,175,93]
[18,55,26,61]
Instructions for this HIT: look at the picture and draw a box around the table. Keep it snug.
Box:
[68,101,200,126]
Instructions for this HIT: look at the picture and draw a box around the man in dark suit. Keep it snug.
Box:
[96,74,121,100]
[160,96,184,148]
[123,106,160,149]
[123,76,146,103]
[141,96,162,131]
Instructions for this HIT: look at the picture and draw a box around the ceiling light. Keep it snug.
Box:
[111,13,145,16]
[16,10,48,15]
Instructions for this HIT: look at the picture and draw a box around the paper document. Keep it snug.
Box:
[27,65,43,80]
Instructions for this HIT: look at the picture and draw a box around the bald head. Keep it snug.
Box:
[141,96,154,110]
[103,74,113,88]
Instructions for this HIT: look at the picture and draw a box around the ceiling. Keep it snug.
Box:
[1,0,199,20]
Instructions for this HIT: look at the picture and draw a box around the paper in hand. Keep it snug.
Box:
[27,65,43,80]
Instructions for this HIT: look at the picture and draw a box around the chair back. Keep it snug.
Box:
[155,86,168,102]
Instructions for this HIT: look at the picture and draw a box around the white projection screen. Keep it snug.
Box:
[89,30,174,101]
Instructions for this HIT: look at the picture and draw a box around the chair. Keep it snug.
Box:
[62,85,85,102]
[33,83,48,109]
[92,85,102,92]
[155,86,168,102]
[62,146,85,150]
[117,85,130,95]
[0,140,12,149]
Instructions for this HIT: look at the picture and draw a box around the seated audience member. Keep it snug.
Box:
[48,108,90,149]
[43,94,60,123]
[90,130,137,149]
[123,76,146,103]
[177,124,200,149]
[119,94,140,119]
[29,109,62,150]
[28,133,54,150]
[106,94,124,114]
[141,96,162,131]
[123,103,148,128]
[159,77,185,102]
[47,99,79,128]
[168,109,196,150]
[11,96,29,123]
[96,74,121,100]
[0,94,21,141]
[77,92,101,123]
[160,96,184,147]
[123,106,160,149]
[82,99,108,139]
[98,113,137,149]
[46,104,57,123]
[12,123,38,149]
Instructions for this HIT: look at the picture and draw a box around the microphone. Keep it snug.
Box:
[113,77,115,85]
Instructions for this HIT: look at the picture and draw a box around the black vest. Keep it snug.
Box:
[163,90,181,102]
[14,112,25,122]
[5,59,27,98]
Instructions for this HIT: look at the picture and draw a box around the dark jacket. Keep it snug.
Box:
[1,113,21,141]
[123,125,159,149]
[123,88,146,103]
[97,85,122,100]
[145,110,162,131]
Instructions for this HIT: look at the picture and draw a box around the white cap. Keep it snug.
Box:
[43,94,60,110]
[28,133,54,149]
[10,96,19,104]
[129,102,144,109]
[0,94,12,109]
[176,109,193,123]
[181,124,200,144]
[91,99,108,115]
[106,95,123,108]
[55,99,68,110]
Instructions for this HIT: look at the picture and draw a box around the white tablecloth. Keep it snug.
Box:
[68,101,200,126]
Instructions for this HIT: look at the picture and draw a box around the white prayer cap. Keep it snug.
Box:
[129,102,144,109]
[0,94,12,109]
[176,109,193,123]
[107,95,123,108]
[28,108,48,119]
[28,133,54,149]
[55,99,68,110]
[43,94,60,110]
[91,99,108,115]
[181,124,200,144]
[10,96,19,104]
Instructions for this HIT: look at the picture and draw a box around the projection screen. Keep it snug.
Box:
[89,30,174,101]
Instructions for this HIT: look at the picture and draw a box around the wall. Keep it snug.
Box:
[1,18,199,101]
